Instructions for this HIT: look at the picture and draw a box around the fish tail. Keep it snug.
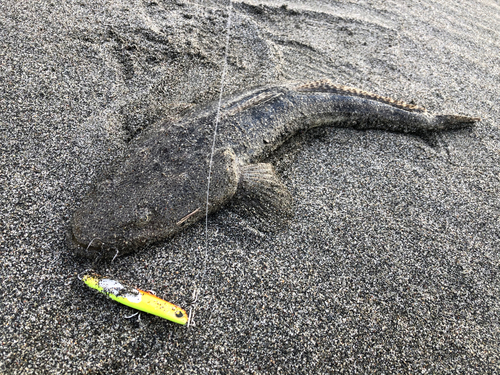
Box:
[432,114,480,130]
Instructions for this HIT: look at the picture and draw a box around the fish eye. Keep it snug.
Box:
[135,207,153,226]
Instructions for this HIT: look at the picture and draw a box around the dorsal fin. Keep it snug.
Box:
[222,91,283,118]
[294,79,426,113]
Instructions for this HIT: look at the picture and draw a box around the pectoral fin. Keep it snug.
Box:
[231,163,292,231]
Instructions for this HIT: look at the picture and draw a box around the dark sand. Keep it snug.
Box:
[1,0,499,373]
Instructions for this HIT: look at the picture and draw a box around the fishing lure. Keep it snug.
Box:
[82,273,188,325]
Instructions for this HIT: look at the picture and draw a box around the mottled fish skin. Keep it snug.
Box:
[70,79,479,258]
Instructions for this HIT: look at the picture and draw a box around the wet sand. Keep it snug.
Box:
[1,0,499,373]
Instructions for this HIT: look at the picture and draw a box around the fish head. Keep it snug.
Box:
[69,144,239,258]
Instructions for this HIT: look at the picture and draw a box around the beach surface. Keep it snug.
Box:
[1,0,499,373]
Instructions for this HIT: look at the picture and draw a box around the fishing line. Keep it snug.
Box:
[188,0,233,327]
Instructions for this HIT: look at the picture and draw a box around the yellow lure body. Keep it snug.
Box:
[82,274,188,325]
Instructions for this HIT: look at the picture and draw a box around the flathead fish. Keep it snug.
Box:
[70,80,479,258]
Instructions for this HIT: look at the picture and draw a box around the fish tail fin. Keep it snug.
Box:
[432,114,480,130]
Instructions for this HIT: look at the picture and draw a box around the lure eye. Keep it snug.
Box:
[175,310,184,318]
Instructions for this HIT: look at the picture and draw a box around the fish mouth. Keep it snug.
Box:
[67,230,106,259]
[67,213,175,259]
[68,203,149,259]
[67,229,133,260]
